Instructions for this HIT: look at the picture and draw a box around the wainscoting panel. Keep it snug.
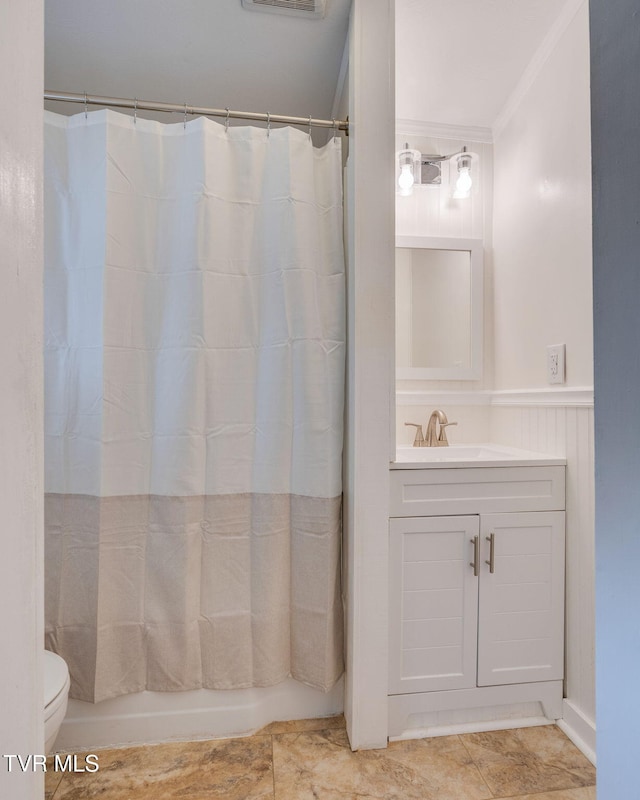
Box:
[490,400,595,757]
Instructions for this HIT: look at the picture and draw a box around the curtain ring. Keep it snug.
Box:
[225,107,230,133]
[133,98,138,125]
[267,112,271,138]
[308,115,312,141]
[84,91,88,120]
[332,119,337,142]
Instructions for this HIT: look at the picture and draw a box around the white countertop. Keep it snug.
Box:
[391,443,567,469]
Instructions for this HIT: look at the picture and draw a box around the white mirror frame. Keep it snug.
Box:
[396,235,484,381]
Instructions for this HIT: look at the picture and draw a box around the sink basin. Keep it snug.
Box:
[393,443,566,469]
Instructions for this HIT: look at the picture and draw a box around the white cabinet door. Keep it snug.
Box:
[389,516,479,694]
[477,511,565,686]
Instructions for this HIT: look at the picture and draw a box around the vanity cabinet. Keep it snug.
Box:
[388,464,566,737]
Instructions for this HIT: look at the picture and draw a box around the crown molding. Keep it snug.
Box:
[396,118,493,144]
[492,0,587,139]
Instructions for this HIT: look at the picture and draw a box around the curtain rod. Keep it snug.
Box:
[44,90,349,134]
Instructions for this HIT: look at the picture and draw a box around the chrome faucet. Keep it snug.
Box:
[425,409,457,447]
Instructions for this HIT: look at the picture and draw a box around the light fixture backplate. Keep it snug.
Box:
[420,158,442,186]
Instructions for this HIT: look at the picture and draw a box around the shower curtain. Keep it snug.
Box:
[43,109,345,703]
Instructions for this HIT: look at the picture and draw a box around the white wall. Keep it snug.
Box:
[491,0,595,758]
[344,0,395,750]
[0,1,44,797]
[492,1,592,392]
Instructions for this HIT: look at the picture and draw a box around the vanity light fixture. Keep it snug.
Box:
[453,147,473,199]
[397,143,421,196]
[397,143,475,198]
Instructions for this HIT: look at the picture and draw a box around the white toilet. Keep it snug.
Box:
[44,650,70,753]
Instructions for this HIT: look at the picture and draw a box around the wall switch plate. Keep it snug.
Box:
[547,344,566,384]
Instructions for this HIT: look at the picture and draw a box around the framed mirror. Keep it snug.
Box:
[396,236,483,380]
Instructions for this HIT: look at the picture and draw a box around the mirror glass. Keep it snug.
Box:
[396,237,483,380]
[396,248,471,369]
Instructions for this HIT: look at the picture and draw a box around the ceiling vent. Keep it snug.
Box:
[241,0,326,19]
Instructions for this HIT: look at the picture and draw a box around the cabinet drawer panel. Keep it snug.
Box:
[390,466,565,517]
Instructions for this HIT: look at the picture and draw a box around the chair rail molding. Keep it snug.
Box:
[396,387,593,408]
[490,387,593,407]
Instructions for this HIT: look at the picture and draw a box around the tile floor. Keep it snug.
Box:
[45,716,596,800]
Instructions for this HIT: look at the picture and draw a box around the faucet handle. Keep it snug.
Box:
[405,422,425,447]
[437,421,458,445]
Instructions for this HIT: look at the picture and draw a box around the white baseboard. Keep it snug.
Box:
[557,699,596,765]
[388,682,563,739]
[389,716,552,742]
[55,676,344,753]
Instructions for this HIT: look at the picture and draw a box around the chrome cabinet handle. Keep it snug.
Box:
[470,535,480,577]
[485,533,495,574]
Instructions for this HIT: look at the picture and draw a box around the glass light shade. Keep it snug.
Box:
[397,144,421,196]
[453,166,472,199]
[398,163,415,194]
